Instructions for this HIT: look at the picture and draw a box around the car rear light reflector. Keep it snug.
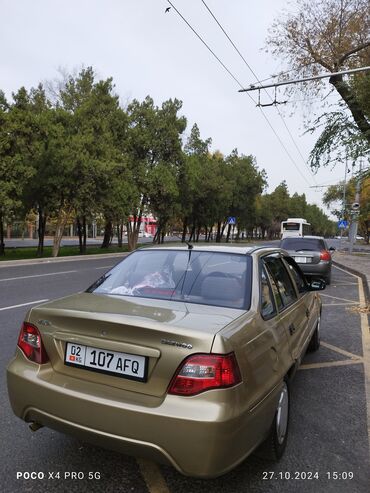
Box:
[17,322,49,364]
[320,250,331,261]
[168,353,241,396]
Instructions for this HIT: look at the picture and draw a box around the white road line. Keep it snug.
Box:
[333,265,370,459]
[95,266,114,270]
[322,302,360,306]
[0,270,77,282]
[320,293,359,304]
[0,299,49,312]
[321,341,363,360]
[358,276,370,458]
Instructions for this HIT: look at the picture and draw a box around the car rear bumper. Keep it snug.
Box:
[299,261,331,278]
[7,352,280,478]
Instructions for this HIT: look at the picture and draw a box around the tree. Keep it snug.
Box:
[267,0,370,166]
[0,87,49,255]
[324,175,370,241]
[126,97,186,250]
[47,67,133,256]
[224,150,266,241]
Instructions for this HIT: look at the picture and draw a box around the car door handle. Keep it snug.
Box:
[289,323,296,335]
[305,308,310,318]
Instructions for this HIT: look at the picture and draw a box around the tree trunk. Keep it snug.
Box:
[216,222,221,242]
[117,222,123,248]
[0,212,5,256]
[330,74,370,145]
[76,217,83,254]
[181,218,188,243]
[37,207,46,257]
[196,226,201,242]
[82,215,87,253]
[226,224,232,243]
[101,220,113,248]
[189,225,195,242]
[220,221,227,241]
[52,206,73,257]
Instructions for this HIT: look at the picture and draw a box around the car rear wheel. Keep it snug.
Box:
[255,380,289,461]
[308,315,321,352]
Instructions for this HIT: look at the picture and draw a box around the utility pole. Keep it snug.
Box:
[348,159,363,254]
[339,156,348,252]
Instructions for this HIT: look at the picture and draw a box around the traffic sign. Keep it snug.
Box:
[227,217,236,225]
[338,219,348,229]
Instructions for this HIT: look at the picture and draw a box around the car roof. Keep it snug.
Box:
[281,235,324,240]
[138,245,283,256]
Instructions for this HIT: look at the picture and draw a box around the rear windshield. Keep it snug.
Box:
[280,238,325,251]
[283,222,300,231]
[88,250,251,309]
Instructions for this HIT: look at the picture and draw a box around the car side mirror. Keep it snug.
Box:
[308,279,326,291]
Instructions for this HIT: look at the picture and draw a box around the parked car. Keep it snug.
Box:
[7,246,324,478]
[280,236,334,285]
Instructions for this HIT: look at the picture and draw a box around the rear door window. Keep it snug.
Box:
[260,265,277,319]
[264,256,298,308]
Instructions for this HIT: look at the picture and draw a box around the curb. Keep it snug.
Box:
[0,252,129,269]
[333,260,370,304]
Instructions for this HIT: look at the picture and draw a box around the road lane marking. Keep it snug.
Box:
[358,276,370,454]
[333,265,370,456]
[320,293,359,304]
[0,270,77,282]
[300,359,363,370]
[322,301,360,306]
[321,341,362,360]
[332,283,358,286]
[137,458,170,493]
[95,266,114,270]
[0,299,49,311]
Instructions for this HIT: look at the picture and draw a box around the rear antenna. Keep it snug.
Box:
[175,234,193,249]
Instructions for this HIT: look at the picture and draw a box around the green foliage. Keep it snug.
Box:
[0,67,335,256]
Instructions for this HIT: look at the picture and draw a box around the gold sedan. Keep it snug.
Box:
[7,246,324,478]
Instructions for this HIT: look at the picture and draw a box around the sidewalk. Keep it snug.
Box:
[333,251,370,305]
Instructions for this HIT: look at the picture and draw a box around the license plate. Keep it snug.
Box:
[64,342,148,382]
[294,256,311,263]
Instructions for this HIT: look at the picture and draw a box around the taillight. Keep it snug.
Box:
[168,353,241,396]
[320,250,331,261]
[17,322,49,364]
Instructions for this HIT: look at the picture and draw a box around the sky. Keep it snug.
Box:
[1,0,351,216]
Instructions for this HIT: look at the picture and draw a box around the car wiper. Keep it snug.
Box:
[86,273,112,292]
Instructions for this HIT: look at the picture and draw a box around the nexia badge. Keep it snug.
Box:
[161,339,193,350]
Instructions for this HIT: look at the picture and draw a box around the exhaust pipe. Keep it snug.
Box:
[29,422,44,432]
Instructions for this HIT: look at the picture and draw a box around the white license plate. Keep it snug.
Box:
[65,342,147,382]
[294,256,311,264]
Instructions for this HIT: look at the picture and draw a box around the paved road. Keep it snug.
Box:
[0,257,369,492]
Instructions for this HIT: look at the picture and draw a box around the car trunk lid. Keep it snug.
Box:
[28,293,242,398]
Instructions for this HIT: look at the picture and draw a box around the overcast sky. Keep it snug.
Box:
[1,0,350,216]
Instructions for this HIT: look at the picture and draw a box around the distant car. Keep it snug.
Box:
[138,231,152,238]
[356,235,364,240]
[7,246,324,478]
[280,236,334,285]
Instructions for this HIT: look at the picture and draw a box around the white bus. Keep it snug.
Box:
[281,218,311,238]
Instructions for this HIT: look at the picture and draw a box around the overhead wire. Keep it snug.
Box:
[199,0,318,185]
[166,0,314,188]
